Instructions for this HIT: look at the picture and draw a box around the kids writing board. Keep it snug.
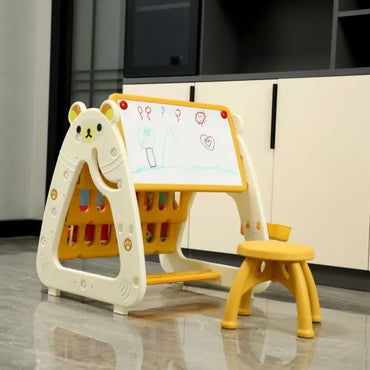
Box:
[110,93,246,191]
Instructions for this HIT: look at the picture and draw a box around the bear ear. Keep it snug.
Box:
[100,100,119,125]
[68,102,86,124]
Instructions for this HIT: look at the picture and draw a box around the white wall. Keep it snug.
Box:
[0,0,51,220]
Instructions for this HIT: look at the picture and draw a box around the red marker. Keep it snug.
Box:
[221,110,228,119]
[120,100,128,110]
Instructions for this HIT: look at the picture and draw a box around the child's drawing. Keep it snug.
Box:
[145,106,152,120]
[195,110,206,126]
[137,105,152,121]
[137,105,143,120]
[146,148,157,167]
[162,127,188,169]
[200,134,215,151]
[175,108,181,122]
[118,99,243,187]
[137,127,157,167]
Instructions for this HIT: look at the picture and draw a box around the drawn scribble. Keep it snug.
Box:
[200,134,215,151]
[195,111,206,126]
[175,108,181,122]
[145,106,152,120]
[137,127,155,148]
[137,127,157,167]
[133,127,239,177]
[146,148,157,167]
[161,105,165,117]
[137,106,143,120]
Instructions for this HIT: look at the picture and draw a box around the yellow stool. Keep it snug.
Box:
[221,241,322,338]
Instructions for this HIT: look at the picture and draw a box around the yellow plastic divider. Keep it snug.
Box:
[59,164,193,260]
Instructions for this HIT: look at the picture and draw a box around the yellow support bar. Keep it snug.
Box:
[146,270,221,285]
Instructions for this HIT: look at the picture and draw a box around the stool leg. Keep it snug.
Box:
[238,259,270,316]
[290,262,314,338]
[301,262,322,323]
[221,259,252,329]
[238,289,252,316]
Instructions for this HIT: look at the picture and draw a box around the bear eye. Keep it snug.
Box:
[97,123,102,132]
[76,126,81,134]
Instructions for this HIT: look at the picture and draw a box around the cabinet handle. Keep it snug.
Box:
[189,85,195,102]
[270,83,278,149]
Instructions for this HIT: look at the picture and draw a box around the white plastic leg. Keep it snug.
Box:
[114,305,128,316]
[48,288,61,297]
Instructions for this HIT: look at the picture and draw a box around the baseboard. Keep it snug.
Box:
[308,263,369,292]
[145,254,160,263]
[180,249,370,292]
[0,220,42,238]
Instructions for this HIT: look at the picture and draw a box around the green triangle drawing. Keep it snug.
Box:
[162,127,189,169]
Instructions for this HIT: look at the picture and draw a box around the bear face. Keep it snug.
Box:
[75,117,102,144]
[62,100,125,184]
[68,100,118,144]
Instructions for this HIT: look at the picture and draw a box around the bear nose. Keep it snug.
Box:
[82,126,95,142]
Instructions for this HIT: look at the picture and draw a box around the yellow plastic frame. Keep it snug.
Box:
[58,163,193,260]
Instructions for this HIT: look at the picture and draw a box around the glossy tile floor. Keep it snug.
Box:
[0,237,369,369]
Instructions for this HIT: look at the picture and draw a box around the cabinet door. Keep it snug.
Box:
[273,76,370,270]
[122,82,193,100]
[188,80,276,253]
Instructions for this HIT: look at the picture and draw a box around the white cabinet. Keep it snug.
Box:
[192,77,370,269]
[121,77,370,270]
[188,81,276,253]
[273,76,370,270]
[123,82,193,100]
[193,80,276,220]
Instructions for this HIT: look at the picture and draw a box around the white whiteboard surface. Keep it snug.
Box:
[111,95,246,191]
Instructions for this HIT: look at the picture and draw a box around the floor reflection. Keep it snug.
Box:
[130,301,220,369]
[4,238,366,369]
[34,298,142,369]
[53,327,117,368]
[33,293,322,370]
[221,324,320,370]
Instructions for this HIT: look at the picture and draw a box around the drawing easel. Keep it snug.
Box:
[36,94,270,314]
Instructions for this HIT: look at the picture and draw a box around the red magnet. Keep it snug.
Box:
[120,100,128,110]
[221,110,228,119]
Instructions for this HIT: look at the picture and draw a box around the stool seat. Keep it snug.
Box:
[222,240,322,338]
[237,241,314,261]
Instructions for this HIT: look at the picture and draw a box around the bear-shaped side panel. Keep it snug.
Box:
[36,100,146,310]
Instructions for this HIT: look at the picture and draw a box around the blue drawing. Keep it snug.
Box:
[161,105,165,117]
[137,127,155,148]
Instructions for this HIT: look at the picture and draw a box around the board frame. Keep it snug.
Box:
[110,93,247,192]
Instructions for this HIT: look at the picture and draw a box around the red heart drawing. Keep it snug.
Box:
[200,134,215,151]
